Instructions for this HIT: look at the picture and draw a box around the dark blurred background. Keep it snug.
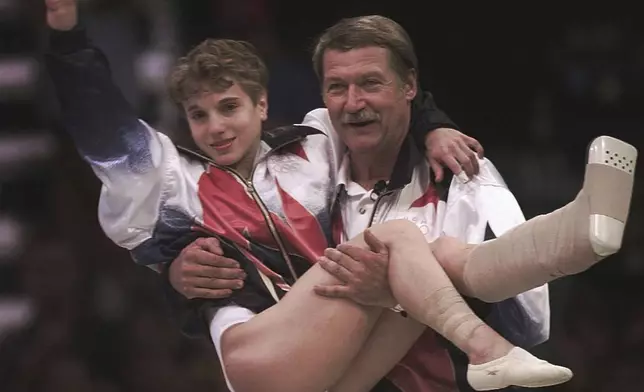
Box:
[0,1,642,391]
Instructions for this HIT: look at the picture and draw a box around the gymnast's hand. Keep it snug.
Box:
[169,237,247,300]
[425,127,484,183]
[45,0,78,31]
[314,229,397,308]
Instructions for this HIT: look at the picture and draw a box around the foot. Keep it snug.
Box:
[466,347,573,391]
[586,136,637,257]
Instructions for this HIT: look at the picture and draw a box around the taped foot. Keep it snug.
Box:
[461,136,637,303]
[466,347,573,391]
[586,136,637,256]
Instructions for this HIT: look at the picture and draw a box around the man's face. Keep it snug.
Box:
[183,82,266,171]
[321,46,417,155]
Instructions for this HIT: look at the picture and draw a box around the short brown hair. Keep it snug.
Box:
[168,39,269,105]
[312,15,418,83]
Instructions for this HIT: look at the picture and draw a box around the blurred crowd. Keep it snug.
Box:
[0,1,642,391]
[0,138,226,391]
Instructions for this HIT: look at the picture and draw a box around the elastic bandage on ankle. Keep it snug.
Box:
[461,136,636,302]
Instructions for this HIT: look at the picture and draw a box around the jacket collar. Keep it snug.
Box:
[334,132,451,200]
[177,125,323,163]
[335,133,422,193]
[388,133,423,190]
[261,125,323,148]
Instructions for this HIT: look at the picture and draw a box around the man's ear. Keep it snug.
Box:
[257,92,268,121]
[403,69,418,101]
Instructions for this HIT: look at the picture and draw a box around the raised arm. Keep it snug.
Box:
[45,0,151,171]
[44,0,192,257]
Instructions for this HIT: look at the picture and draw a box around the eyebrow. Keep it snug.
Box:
[325,70,385,82]
[186,104,202,112]
[218,97,241,105]
[186,96,241,112]
[359,71,386,80]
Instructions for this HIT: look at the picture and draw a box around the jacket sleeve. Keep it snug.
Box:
[45,26,191,255]
[409,91,460,149]
[442,159,550,347]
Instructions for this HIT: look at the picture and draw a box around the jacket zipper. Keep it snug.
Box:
[179,143,301,283]
[242,174,299,283]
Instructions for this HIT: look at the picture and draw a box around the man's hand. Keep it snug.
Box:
[314,230,396,308]
[425,127,484,183]
[45,0,78,31]
[169,237,246,300]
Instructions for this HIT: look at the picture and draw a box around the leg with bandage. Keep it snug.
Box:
[454,136,637,303]
[358,221,572,391]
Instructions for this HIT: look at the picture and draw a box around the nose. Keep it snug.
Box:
[207,115,226,136]
[345,84,366,113]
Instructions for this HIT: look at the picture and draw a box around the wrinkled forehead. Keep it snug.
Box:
[322,46,393,81]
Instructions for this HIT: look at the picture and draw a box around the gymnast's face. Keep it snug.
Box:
[184,82,267,177]
[321,46,417,156]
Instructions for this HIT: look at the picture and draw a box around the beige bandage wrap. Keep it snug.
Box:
[586,163,633,221]
[418,285,486,351]
[462,137,636,303]
[380,221,488,358]
[423,289,574,391]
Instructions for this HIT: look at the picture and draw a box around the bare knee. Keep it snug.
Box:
[430,236,471,269]
[369,219,424,245]
[430,236,477,297]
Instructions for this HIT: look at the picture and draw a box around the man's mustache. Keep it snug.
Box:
[342,110,380,124]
